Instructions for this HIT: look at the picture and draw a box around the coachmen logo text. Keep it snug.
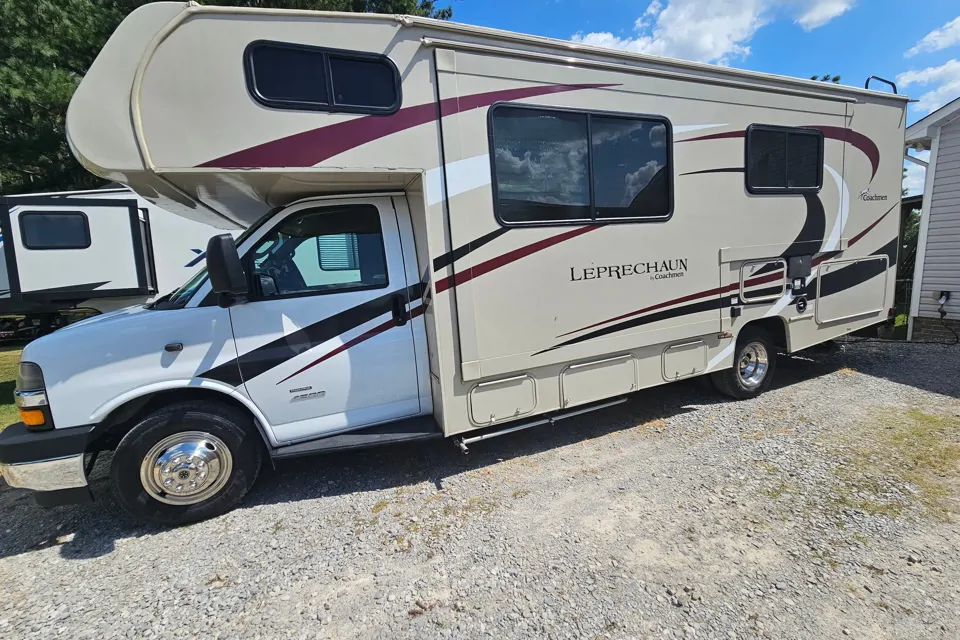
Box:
[570,259,689,282]
[859,188,888,202]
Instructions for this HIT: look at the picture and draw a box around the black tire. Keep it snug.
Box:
[710,327,777,400]
[111,401,263,527]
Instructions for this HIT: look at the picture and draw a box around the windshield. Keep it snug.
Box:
[166,268,209,308]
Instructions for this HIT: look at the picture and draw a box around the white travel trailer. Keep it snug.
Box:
[0,186,233,338]
[0,2,906,526]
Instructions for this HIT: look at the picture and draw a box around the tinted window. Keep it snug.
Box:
[492,108,590,223]
[491,106,672,225]
[746,126,822,192]
[592,117,670,219]
[249,44,328,105]
[245,42,400,114]
[19,212,91,250]
[250,205,387,298]
[329,56,398,108]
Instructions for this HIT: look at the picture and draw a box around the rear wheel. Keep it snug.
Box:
[110,401,262,526]
[710,328,777,399]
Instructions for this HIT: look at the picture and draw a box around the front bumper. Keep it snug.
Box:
[0,423,97,501]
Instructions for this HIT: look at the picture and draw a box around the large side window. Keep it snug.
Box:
[746,125,823,194]
[490,105,672,225]
[244,41,401,115]
[19,211,91,250]
[249,205,388,299]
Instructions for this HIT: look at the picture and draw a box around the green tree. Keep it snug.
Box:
[0,0,452,195]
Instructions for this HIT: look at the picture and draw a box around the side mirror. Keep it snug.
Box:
[205,234,247,307]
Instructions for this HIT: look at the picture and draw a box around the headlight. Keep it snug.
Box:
[14,362,49,430]
[16,362,45,391]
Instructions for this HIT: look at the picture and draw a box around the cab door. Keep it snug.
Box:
[226,197,420,444]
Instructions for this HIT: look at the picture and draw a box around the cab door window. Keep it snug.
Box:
[249,204,388,299]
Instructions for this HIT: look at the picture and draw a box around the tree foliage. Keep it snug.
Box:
[0,0,451,195]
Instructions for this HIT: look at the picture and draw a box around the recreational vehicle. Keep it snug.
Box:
[0,2,906,526]
[0,187,232,339]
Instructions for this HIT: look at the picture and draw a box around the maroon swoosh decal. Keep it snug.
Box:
[435,225,603,293]
[848,202,897,247]
[201,83,616,168]
[557,270,784,338]
[278,305,424,384]
[677,126,881,181]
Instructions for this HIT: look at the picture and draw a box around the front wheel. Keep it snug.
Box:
[110,401,263,526]
[710,328,777,399]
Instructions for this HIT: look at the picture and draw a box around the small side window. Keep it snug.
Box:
[244,41,401,115]
[19,211,91,250]
[250,205,388,299]
[746,125,823,194]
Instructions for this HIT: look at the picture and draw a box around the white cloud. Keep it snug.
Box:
[570,0,854,65]
[905,16,960,58]
[897,59,960,113]
[903,150,929,197]
[795,0,855,31]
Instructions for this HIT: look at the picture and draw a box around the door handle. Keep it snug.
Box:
[391,294,408,327]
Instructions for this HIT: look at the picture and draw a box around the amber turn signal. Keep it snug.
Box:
[19,409,45,427]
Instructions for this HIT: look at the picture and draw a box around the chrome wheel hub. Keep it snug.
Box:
[139,431,232,506]
[737,342,769,389]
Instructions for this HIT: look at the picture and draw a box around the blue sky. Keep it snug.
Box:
[451,0,960,194]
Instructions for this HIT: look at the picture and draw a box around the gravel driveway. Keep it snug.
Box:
[1,341,959,640]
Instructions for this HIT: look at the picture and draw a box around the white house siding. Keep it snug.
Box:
[918,118,960,320]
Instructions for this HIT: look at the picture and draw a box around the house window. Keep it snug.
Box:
[489,105,672,225]
[244,41,401,115]
[746,125,823,193]
[19,211,91,250]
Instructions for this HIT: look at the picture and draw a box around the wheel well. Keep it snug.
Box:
[90,388,267,453]
[742,317,789,351]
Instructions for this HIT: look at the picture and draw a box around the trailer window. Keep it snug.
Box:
[244,41,400,115]
[489,105,673,225]
[19,211,91,250]
[249,204,387,299]
[746,125,823,193]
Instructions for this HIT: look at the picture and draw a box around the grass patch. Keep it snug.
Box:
[371,499,391,514]
[0,346,21,429]
[833,408,960,522]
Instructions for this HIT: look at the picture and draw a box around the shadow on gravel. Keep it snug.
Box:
[0,350,854,562]
[835,341,960,399]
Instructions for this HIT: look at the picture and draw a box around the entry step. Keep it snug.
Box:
[271,416,442,459]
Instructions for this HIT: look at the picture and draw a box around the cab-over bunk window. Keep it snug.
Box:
[745,125,823,194]
[244,41,401,115]
[489,104,673,226]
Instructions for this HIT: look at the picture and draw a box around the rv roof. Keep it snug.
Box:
[174,4,907,104]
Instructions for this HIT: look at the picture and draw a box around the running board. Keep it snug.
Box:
[271,416,442,459]
[455,397,628,453]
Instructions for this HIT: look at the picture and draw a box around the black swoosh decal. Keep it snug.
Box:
[537,297,730,355]
[200,283,423,385]
[433,227,509,272]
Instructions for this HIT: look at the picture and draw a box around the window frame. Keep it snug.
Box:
[243,40,402,116]
[744,124,824,195]
[244,204,390,303]
[487,102,674,228]
[18,210,92,251]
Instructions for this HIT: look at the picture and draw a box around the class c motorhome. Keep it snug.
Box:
[0,186,231,339]
[0,2,907,526]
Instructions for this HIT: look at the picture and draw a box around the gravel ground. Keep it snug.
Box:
[1,341,959,640]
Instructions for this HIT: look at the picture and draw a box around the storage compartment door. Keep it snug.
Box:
[3,199,154,301]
